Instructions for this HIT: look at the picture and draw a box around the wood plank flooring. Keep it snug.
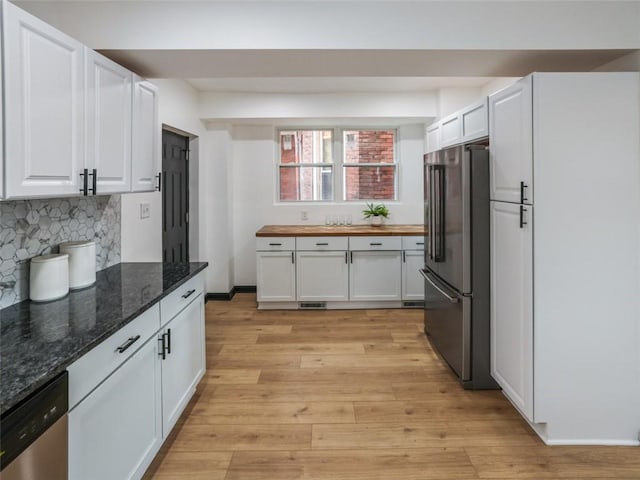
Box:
[144,294,640,480]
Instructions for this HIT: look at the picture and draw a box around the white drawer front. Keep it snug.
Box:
[256,237,295,251]
[296,236,348,251]
[160,272,205,325]
[401,235,426,250]
[349,236,402,251]
[68,303,160,409]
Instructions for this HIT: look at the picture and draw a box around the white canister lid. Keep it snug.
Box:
[60,240,95,249]
[31,253,69,263]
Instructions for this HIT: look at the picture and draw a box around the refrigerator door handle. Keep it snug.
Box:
[434,165,446,262]
[419,269,459,303]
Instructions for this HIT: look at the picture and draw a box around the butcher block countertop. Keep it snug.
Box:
[256,224,426,237]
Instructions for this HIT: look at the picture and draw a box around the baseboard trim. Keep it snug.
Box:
[206,285,257,302]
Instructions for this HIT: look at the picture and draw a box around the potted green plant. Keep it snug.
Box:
[362,202,389,226]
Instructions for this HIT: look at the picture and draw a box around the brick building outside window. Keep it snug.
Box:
[278,128,397,202]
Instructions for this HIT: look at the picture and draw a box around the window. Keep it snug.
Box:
[343,129,396,201]
[278,128,397,202]
[278,130,333,201]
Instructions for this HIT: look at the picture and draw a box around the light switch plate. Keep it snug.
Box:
[140,202,151,219]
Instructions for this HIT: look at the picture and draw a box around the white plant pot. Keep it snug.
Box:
[371,216,383,226]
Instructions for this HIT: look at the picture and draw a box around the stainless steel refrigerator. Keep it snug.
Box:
[421,144,497,389]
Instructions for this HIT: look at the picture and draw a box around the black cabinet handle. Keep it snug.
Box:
[345,251,348,264]
[116,335,140,354]
[416,242,424,246]
[91,169,97,195]
[403,251,406,263]
[166,328,171,355]
[519,205,528,229]
[350,251,353,264]
[182,289,196,299]
[79,169,88,195]
[370,242,383,246]
[158,335,166,360]
[155,172,162,192]
[269,243,282,246]
[316,242,329,246]
[520,181,528,203]
[291,252,295,264]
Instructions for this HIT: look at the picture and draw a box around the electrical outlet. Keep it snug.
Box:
[300,210,308,221]
[140,203,151,219]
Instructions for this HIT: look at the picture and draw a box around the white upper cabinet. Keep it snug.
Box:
[460,99,488,144]
[425,123,440,154]
[488,77,533,204]
[3,1,85,198]
[425,98,488,154]
[132,76,160,192]
[85,49,132,194]
[439,113,462,147]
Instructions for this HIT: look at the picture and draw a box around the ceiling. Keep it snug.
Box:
[99,49,634,93]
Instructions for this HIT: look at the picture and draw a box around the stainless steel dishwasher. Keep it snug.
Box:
[0,371,68,480]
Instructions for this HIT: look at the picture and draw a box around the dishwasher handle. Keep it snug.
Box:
[419,269,459,303]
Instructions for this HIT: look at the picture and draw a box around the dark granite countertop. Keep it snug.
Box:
[0,262,208,416]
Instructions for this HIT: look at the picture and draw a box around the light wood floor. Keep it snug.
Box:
[144,293,640,480]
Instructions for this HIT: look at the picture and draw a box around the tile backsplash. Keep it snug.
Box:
[0,196,121,308]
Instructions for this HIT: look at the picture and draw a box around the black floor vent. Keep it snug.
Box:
[299,302,327,309]
[403,301,425,308]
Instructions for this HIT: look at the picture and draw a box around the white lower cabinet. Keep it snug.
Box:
[68,272,207,480]
[349,250,402,301]
[69,336,162,480]
[490,201,533,421]
[160,294,206,434]
[296,250,349,301]
[402,249,424,301]
[256,251,296,302]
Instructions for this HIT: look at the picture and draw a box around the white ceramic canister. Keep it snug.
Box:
[59,240,96,289]
[30,254,70,302]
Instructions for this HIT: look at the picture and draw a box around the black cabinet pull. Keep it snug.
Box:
[520,181,528,203]
[155,172,162,192]
[291,252,295,264]
[116,335,140,354]
[166,328,171,355]
[519,205,528,229]
[403,251,406,263]
[315,242,329,246]
[158,335,166,360]
[182,289,196,299]
[416,242,424,246]
[370,242,383,246]
[269,243,282,246]
[345,251,348,264]
[79,169,88,196]
[350,251,353,264]
[91,168,97,195]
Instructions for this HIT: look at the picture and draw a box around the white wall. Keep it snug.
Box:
[230,123,425,286]
[199,92,437,122]
[120,79,235,293]
[437,87,483,118]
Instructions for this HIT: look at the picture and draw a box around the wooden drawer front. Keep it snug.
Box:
[296,236,348,251]
[160,272,205,325]
[402,235,426,250]
[349,236,402,251]
[256,237,295,251]
[68,303,160,409]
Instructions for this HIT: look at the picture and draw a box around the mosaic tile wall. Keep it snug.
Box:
[0,195,121,308]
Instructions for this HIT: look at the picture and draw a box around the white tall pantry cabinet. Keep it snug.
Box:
[489,72,640,445]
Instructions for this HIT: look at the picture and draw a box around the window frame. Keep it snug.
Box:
[275,126,399,204]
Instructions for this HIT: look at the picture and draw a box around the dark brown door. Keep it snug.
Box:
[162,130,189,263]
